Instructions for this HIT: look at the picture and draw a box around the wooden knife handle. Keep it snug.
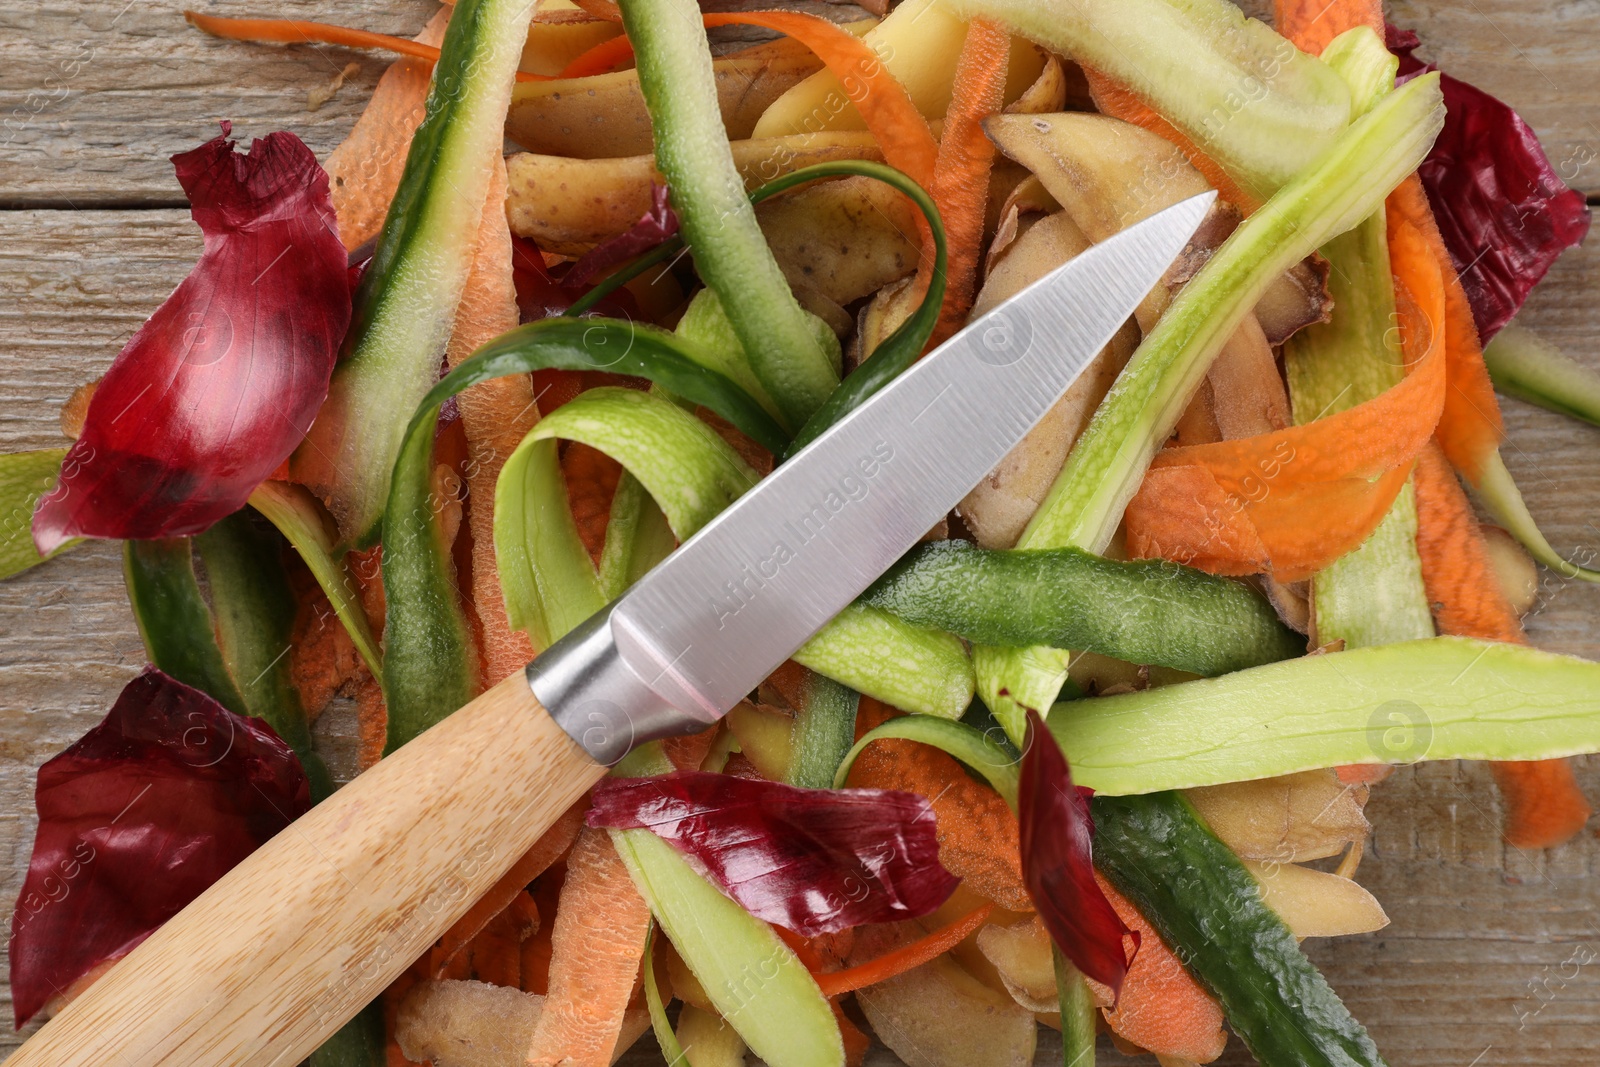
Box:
[7,671,605,1067]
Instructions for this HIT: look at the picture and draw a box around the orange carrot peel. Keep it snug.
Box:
[183,12,552,82]
[1095,876,1227,1062]
[846,699,1032,911]
[1412,444,1591,847]
[525,827,653,1067]
[919,17,1011,347]
[1124,214,1448,581]
[811,903,994,996]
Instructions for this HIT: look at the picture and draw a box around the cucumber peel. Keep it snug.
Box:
[0,448,77,580]
[1051,636,1600,795]
[610,828,844,1067]
[1484,324,1600,429]
[835,714,1019,807]
[196,513,335,800]
[249,481,382,678]
[793,604,974,719]
[619,0,838,428]
[1285,26,1433,649]
[863,541,1302,678]
[1475,447,1600,584]
[1094,790,1386,1066]
[292,0,537,545]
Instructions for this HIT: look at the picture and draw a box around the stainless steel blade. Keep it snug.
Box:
[609,192,1216,720]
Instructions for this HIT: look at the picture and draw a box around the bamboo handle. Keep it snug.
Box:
[8,671,605,1067]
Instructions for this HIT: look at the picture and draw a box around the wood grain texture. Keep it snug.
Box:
[2,0,1599,1063]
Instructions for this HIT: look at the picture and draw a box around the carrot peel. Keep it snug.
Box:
[812,903,993,996]
[184,12,552,82]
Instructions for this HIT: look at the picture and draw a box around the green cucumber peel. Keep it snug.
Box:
[249,481,383,678]
[1320,27,1398,116]
[484,384,970,714]
[674,290,786,422]
[835,714,1019,808]
[1053,948,1098,1067]
[497,387,757,648]
[1093,790,1386,1066]
[1049,636,1600,795]
[123,538,250,717]
[785,671,860,792]
[980,71,1445,732]
[381,411,481,752]
[619,0,837,428]
[642,925,691,1067]
[1484,324,1600,429]
[610,828,844,1067]
[498,435,605,650]
[1475,448,1600,584]
[196,513,335,800]
[524,387,759,541]
[597,472,676,601]
[948,0,1352,200]
[0,449,78,580]
[292,0,538,545]
[124,528,333,799]
[793,604,974,719]
[306,1000,386,1067]
[862,541,1302,676]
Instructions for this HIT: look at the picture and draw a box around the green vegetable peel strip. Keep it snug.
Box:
[496,387,758,648]
[1050,636,1600,795]
[642,925,689,1067]
[123,525,334,801]
[380,317,785,742]
[1475,449,1600,584]
[292,0,538,545]
[196,514,336,801]
[784,671,860,791]
[862,541,1301,676]
[0,449,77,580]
[979,71,1446,738]
[1094,791,1386,1066]
[1285,28,1435,647]
[835,715,1020,808]
[124,538,250,718]
[381,405,481,752]
[620,0,838,428]
[1484,324,1600,429]
[248,481,382,678]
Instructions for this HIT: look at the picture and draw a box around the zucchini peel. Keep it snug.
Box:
[1052,636,1600,795]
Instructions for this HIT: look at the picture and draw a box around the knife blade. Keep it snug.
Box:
[532,191,1216,762]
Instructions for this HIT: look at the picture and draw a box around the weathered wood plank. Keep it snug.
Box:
[1,0,437,206]
[3,0,1598,204]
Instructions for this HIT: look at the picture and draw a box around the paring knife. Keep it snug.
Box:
[9,191,1214,1067]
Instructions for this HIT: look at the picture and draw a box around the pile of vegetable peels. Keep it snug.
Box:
[6,0,1598,1063]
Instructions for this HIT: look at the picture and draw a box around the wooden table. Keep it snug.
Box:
[2,0,1598,1063]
